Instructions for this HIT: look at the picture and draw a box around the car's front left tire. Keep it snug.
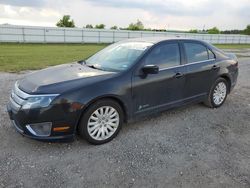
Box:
[78,99,124,145]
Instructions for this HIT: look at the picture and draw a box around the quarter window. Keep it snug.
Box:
[145,43,180,69]
[208,49,215,59]
[184,43,209,63]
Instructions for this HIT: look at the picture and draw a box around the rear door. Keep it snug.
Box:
[182,41,218,99]
[132,41,186,115]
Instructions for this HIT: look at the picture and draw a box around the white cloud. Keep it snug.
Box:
[3,5,18,16]
[40,9,61,18]
[0,0,249,30]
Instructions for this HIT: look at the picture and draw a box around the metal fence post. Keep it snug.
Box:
[44,28,46,43]
[82,29,84,44]
[98,31,100,43]
[22,27,25,43]
[64,29,66,43]
[113,31,115,43]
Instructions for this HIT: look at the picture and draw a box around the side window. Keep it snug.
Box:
[145,43,180,69]
[184,43,209,63]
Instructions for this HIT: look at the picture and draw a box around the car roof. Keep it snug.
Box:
[123,37,204,44]
[121,37,226,59]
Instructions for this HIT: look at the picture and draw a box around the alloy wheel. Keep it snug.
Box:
[87,106,120,141]
[213,82,227,105]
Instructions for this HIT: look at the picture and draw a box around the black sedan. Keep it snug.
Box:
[7,37,238,144]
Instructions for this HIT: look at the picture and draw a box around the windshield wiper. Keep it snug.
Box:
[86,64,104,71]
[87,64,98,69]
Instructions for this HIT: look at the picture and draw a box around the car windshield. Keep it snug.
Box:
[85,41,153,72]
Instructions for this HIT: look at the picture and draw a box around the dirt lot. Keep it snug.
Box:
[0,53,250,188]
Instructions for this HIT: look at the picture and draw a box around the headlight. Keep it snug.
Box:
[22,95,59,109]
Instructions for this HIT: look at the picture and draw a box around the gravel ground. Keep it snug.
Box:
[0,53,250,188]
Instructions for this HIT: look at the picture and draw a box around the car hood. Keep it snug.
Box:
[18,62,115,94]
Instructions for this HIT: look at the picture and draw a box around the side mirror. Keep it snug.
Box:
[142,65,159,75]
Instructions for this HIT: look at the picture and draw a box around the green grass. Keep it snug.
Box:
[214,44,250,49]
[0,43,107,72]
[0,43,250,72]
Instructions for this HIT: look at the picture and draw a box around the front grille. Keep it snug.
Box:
[13,82,30,99]
[9,97,21,111]
[9,82,28,111]
[11,90,24,106]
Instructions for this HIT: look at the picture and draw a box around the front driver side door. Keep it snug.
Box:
[132,42,186,115]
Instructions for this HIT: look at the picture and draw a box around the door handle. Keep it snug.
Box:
[212,65,219,70]
[174,72,183,79]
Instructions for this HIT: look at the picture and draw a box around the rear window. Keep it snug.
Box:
[184,43,209,63]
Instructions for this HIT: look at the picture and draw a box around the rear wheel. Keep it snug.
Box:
[204,78,228,108]
[78,99,123,145]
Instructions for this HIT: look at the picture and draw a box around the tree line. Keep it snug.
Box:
[189,26,250,35]
[56,15,250,35]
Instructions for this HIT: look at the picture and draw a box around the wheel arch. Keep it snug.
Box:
[75,95,128,132]
[219,74,232,93]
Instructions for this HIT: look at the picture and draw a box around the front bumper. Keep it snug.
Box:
[7,103,77,142]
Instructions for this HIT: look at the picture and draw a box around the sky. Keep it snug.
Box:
[0,0,249,30]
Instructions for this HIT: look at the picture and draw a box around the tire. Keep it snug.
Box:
[78,99,124,145]
[204,77,229,108]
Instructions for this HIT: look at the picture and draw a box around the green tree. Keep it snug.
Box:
[207,27,220,34]
[127,19,144,30]
[244,25,250,35]
[189,29,198,33]
[56,15,75,28]
[95,24,105,29]
[110,26,118,30]
[85,24,93,29]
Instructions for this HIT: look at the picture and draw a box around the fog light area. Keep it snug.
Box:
[26,122,52,137]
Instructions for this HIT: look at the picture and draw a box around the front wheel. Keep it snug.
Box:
[78,99,123,145]
[204,78,228,108]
